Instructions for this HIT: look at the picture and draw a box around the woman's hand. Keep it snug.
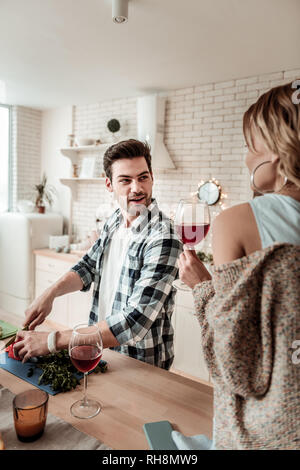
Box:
[178,249,212,289]
[13,330,50,363]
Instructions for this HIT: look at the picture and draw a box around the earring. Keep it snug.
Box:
[250,160,287,194]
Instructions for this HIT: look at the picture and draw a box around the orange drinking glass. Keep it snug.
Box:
[13,389,49,442]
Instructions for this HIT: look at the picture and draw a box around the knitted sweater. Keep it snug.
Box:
[193,243,300,450]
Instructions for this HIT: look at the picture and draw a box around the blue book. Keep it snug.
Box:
[143,420,178,450]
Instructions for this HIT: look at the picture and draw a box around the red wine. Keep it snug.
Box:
[175,223,210,246]
[70,345,102,373]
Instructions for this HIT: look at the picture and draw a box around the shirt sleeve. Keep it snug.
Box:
[70,238,101,292]
[106,236,182,346]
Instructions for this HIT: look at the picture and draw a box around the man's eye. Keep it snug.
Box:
[139,176,148,181]
[120,179,130,183]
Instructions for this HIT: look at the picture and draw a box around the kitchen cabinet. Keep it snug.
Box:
[172,289,210,384]
[34,250,92,328]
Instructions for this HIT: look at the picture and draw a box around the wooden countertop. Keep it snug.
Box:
[0,320,214,450]
[33,248,84,263]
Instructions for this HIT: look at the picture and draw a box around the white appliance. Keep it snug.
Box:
[0,212,63,317]
[137,94,176,170]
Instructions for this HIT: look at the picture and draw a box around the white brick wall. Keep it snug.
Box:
[11,106,42,209]
[10,69,300,252]
[70,68,300,248]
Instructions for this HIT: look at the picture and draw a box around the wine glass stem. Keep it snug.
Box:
[83,372,88,406]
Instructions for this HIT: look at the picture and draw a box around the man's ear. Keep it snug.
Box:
[105,177,113,192]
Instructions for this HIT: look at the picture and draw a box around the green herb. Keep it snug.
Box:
[36,350,80,392]
[93,361,108,374]
[196,251,213,264]
[26,349,107,393]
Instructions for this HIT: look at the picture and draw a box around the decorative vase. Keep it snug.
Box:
[37,206,45,214]
[111,132,119,143]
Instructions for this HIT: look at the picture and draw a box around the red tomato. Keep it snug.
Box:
[6,341,21,361]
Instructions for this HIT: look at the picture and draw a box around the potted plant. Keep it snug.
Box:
[34,174,56,213]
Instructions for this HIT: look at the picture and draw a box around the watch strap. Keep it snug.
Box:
[47,331,58,354]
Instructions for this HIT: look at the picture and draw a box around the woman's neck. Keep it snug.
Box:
[278,185,300,202]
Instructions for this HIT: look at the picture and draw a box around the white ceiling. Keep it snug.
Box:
[1,0,299,109]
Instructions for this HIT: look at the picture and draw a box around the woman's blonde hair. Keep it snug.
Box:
[243,81,300,189]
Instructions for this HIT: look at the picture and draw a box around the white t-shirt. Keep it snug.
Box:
[98,224,132,321]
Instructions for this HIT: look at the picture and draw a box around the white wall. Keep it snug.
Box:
[24,67,299,250]
[69,67,300,249]
[40,106,73,234]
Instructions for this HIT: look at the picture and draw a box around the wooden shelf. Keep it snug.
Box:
[63,144,110,151]
[60,177,106,182]
[60,144,111,165]
[59,142,118,228]
[60,177,106,200]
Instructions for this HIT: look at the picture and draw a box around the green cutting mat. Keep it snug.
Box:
[0,320,18,340]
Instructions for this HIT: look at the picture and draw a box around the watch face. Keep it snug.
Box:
[198,182,220,205]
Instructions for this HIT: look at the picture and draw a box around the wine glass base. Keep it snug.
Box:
[172,279,192,292]
[70,398,101,419]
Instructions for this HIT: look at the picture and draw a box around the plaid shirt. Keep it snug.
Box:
[70,199,182,369]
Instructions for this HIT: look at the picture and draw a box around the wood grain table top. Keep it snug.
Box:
[0,317,213,450]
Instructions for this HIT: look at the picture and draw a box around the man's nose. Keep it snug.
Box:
[130,179,143,193]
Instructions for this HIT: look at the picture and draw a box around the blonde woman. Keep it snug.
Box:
[176,81,300,450]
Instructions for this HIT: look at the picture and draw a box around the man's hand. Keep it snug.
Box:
[23,290,55,330]
[13,330,50,363]
[178,249,212,289]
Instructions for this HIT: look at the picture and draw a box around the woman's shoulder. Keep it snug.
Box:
[213,202,252,231]
[212,202,260,266]
[212,243,300,285]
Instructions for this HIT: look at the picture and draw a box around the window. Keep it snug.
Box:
[0,105,11,212]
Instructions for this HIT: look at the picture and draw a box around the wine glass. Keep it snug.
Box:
[173,198,210,291]
[69,323,103,419]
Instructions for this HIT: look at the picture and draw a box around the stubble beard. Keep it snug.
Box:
[119,193,152,217]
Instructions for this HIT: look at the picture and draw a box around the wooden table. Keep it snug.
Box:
[0,320,213,450]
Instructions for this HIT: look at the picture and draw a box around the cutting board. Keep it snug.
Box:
[0,352,85,395]
[0,320,18,340]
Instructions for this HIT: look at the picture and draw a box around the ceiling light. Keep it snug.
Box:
[112,0,128,24]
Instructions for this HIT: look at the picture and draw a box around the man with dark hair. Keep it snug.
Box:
[103,138,153,181]
[16,139,182,370]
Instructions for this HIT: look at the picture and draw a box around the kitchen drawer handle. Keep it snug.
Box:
[47,263,55,268]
